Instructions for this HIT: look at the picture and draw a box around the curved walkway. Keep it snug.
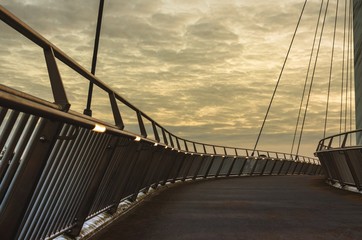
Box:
[91,176,362,240]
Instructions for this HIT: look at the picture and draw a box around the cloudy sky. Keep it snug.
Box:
[0,0,355,157]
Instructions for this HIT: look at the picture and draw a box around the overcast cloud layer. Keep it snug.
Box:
[0,0,355,156]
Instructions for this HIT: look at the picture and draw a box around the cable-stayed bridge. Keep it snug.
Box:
[0,1,362,239]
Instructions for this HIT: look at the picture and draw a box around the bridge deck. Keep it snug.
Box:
[90,176,362,240]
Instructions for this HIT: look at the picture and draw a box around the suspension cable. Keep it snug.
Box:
[291,0,325,155]
[340,0,348,135]
[323,0,339,138]
[349,0,354,138]
[345,0,351,133]
[296,0,330,157]
[251,0,308,156]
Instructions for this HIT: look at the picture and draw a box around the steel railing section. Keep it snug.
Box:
[0,5,319,165]
[0,80,323,240]
[0,5,322,240]
[316,129,362,192]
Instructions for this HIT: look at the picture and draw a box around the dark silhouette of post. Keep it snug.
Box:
[84,0,105,116]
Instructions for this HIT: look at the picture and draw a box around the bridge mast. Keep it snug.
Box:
[354,0,362,139]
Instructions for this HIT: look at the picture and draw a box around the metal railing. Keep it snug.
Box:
[315,129,362,192]
[0,5,322,240]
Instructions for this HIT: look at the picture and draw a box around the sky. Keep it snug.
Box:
[0,0,355,157]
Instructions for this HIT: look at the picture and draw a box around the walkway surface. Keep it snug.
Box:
[90,176,362,240]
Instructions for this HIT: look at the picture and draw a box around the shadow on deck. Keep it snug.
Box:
[90,176,362,240]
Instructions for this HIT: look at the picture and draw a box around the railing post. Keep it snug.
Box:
[130,143,159,199]
[250,157,259,176]
[157,149,177,186]
[215,156,226,178]
[172,153,188,182]
[182,154,196,181]
[260,158,270,175]
[0,119,63,240]
[291,159,300,175]
[176,138,181,150]
[278,160,287,175]
[238,157,248,176]
[226,157,237,177]
[162,129,168,145]
[143,147,165,191]
[66,136,118,238]
[44,47,70,111]
[109,92,124,129]
[297,161,306,175]
[269,159,278,175]
[193,155,206,180]
[123,142,148,202]
[107,140,138,214]
[317,153,333,180]
[137,112,147,138]
[152,122,160,143]
[184,140,189,152]
[204,156,216,178]
[169,133,175,148]
[343,151,362,190]
[327,152,345,186]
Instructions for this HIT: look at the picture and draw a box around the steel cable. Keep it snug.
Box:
[296,0,330,156]
[345,0,351,133]
[323,0,339,139]
[340,0,348,135]
[252,0,308,156]
[291,0,326,155]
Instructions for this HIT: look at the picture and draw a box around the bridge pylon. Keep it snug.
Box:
[354,0,362,142]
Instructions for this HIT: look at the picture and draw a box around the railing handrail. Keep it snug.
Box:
[0,5,319,163]
[0,83,318,164]
[316,128,362,152]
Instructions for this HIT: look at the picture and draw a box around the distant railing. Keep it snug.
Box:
[315,129,362,192]
[0,6,322,240]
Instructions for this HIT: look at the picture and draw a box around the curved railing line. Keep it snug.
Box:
[0,83,318,165]
[315,129,362,193]
[0,5,319,164]
[0,6,160,129]
[316,128,362,151]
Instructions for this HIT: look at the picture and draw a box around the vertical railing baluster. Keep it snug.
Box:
[0,119,63,240]
[238,157,248,176]
[0,113,30,200]
[67,135,118,238]
[215,156,226,178]
[269,159,278,175]
[193,155,206,180]
[182,154,195,181]
[160,150,178,185]
[204,156,216,178]
[226,157,237,177]
[260,158,269,176]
